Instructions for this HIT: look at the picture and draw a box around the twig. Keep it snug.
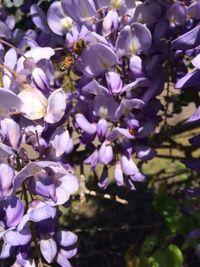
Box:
[84,188,128,205]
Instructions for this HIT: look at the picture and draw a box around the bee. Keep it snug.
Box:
[59,54,75,72]
[128,128,138,136]
[72,39,87,55]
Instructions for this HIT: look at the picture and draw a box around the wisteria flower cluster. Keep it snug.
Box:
[0,0,200,266]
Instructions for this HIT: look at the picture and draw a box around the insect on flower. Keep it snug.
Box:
[128,128,138,136]
[59,39,87,72]
[72,39,87,55]
[59,54,75,72]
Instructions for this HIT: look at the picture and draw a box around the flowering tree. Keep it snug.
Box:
[0,0,200,266]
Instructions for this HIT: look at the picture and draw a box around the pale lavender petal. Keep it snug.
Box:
[0,20,12,39]
[0,164,15,199]
[61,0,96,24]
[17,201,56,231]
[114,161,124,186]
[121,156,139,176]
[102,9,118,36]
[31,4,49,31]
[175,70,200,89]
[45,89,67,124]
[57,231,78,247]
[98,167,109,189]
[75,113,96,134]
[84,149,99,169]
[130,172,145,182]
[82,79,109,95]
[32,67,50,91]
[129,55,144,78]
[50,127,70,157]
[98,141,113,164]
[13,162,42,191]
[0,89,22,116]
[57,251,72,267]
[65,138,74,154]
[5,196,24,227]
[82,43,118,76]
[97,118,108,140]
[0,242,11,259]
[40,238,57,263]
[1,118,20,149]
[4,227,31,246]
[135,145,157,161]
[61,248,78,259]
[47,1,72,35]
[106,71,122,94]
[192,54,200,69]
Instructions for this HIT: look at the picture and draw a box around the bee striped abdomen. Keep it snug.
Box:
[59,55,75,71]
[72,39,87,55]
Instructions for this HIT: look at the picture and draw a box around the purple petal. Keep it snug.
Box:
[82,79,109,95]
[0,89,22,116]
[189,134,200,147]
[115,98,144,119]
[40,238,57,263]
[17,201,56,231]
[32,67,50,91]
[31,4,49,31]
[5,196,24,227]
[61,0,96,24]
[188,106,200,122]
[0,242,12,259]
[75,113,96,134]
[0,20,12,39]
[134,145,157,161]
[93,95,118,120]
[172,24,200,50]
[137,121,156,138]
[116,23,152,57]
[13,162,42,192]
[47,1,72,35]
[84,149,99,169]
[183,159,200,172]
[97,118,108,141]
[98,167,109,189]
[47,173,79,206]
[82,43,118,76]
[175,70,200,89]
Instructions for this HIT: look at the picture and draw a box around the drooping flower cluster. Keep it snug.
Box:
[0,0,200,266]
